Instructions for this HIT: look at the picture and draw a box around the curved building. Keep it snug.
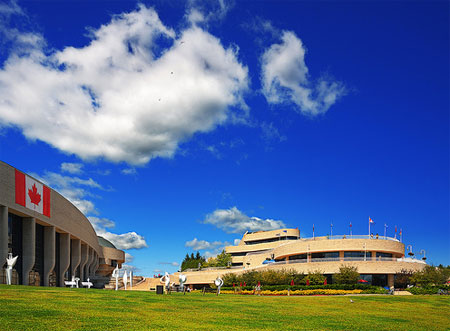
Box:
[0,161,125,287]
[177,228,427,288]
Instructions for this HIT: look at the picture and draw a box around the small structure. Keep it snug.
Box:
[5,253,18,285]
[81,278,93,289]
[64,276,80,288]
[112,265,120,291]
[215,276,224,295]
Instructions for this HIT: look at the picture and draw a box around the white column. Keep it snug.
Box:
[58,233,70,287]
[43,226,55,286]
[22,217,35,285]
[70,239,81,277]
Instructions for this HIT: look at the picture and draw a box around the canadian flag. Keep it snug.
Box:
[15,170,50,217]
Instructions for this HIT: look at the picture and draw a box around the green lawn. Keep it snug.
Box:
[0,285,448,330]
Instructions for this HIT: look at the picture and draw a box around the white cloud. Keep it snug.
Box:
[203,207,285,234]
[234,238,241,245]
[185,238,226,251]
[88,216,148,250]
[121,168,137,175]
[261,31,345,116]
[61,162,84,174]
[125,252,134,263]
[33,170,104,214]
[0,5,248,165]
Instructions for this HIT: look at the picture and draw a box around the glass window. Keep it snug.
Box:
[312,252,339,259]
[344,251,366,258]
[376,252,393,258]
[289,254,306,261]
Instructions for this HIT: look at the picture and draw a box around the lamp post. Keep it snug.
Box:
[384,224,388,239]
[407,245,414,257]
[363,243,367,261]
[420,249,426,261]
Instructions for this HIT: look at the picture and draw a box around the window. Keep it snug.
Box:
[288,254,307,261]
[376,252,393,259]
[344,251,366,258]
[311,252,339,259]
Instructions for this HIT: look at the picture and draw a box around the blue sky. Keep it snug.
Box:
[0,0,448,275]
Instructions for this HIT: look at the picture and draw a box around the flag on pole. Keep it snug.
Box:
[369,217,374,224]
[15,170,51,217]
[349,222,352,228]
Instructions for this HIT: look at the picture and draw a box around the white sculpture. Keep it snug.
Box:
[64,275,79,288]
[215,276,224,295]
[179,274,187,291]
[81,278,93,289]
[5,253,18,285]
[112,265,120,291]
[129,271,133,289]
[160,272,170,292]
[123,270,128,290]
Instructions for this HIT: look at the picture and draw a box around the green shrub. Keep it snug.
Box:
[406,286,441,295]
[333,265,359,284]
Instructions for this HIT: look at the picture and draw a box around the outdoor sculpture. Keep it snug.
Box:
[160,272,170,293]
[65,276,80,288]
[215,276,224,295]
[129,271,133,289]
[5,253,18,285]
[179,274,186,291]
[112,265,120,291]
[123,270,128,290]
[81,278,93,289]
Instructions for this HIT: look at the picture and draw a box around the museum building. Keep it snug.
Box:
[177,228,427,287]
[0,161,125,287]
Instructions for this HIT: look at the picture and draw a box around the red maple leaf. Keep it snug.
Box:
[28,184,41,206]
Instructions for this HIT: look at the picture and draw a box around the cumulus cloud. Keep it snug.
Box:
[125,252,134,263]
[0,4,248,165]
[33,170,104,214]
[185,238,231,258]
[261,31,345,116]
[203,207,285,234]
[89,216,148,250]
[121,168,137,175]
[61,162,84,174]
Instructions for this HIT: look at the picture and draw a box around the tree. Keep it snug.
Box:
[411,265,450,286]
[304,270,326,285]
[333,265,360,285]
[394,269,414,288]
[181,251,206,271]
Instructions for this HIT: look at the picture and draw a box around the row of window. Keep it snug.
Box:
[244,236,299,245]
[273,251,394,261]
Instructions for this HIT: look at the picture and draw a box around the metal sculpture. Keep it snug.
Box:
[112,265,120,290]
[215,276,224,295]
[160,272,170,293]
[179,274,187,291]
[129,271,133,289]
[5,253,18,285]
[123,270,128,290]
[81,278,93,289]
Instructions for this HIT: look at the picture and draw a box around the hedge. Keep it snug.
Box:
[222,284,387,294]
[406,286,448,295]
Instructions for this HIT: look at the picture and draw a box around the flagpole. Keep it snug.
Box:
[368,218,371,236]
[313,224,315,239]
[330,223,333,238]
[384,224,387,239]
[349,222,352,237]
[400,229,402,242]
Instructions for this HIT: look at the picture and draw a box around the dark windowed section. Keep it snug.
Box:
[9,213,23,284]
[372,274,387,287]
[312,252,339,259]
[231,262,243,266]
[245,236,299,245]
[230,252,247,257]
[288,254,307,261]
[34,224,44,285]
[376,252,393,258]
[274,257,286,262]
[344,251,366,258]
[111,260,118,267]
[55,233,60,286]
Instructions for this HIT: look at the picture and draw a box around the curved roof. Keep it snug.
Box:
[97,236,117,249]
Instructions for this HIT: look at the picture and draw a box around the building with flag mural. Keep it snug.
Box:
[0,161,125,287]
[175,228,427,288]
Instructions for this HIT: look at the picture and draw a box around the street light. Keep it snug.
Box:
[420,249,426,261]
[407,245,414,257]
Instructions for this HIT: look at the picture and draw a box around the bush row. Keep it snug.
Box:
[221,289,364,296]
[221,284,383,292]
[406,286,448,295]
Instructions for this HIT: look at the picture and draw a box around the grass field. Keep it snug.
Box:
[0,285,448,330]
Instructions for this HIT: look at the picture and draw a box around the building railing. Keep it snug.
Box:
[242,235,401,246]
